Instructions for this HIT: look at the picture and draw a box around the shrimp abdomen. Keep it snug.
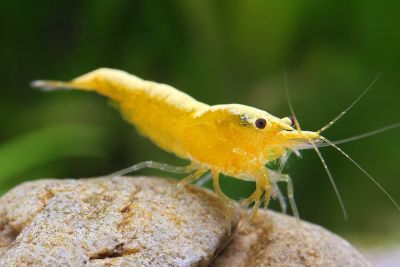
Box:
[32,68,209,158]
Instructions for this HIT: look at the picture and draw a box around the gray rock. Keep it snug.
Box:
[0,177,371,267]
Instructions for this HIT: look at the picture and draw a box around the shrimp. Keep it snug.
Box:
[31,68,400,220]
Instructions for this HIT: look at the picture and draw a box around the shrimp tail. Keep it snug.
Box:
[31,68,141,101]
[31,80,78,91]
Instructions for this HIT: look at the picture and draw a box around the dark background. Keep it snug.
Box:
[1,1,399,247]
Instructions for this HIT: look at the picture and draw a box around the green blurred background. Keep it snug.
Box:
[1,0,399,246]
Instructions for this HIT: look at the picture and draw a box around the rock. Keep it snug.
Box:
[0,177,371,267]
[0,177,234,267]
[213,210,372,267]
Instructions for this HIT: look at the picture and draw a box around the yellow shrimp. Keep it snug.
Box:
[32,68,400,219]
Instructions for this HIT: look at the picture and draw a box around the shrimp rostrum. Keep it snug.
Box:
[32,68,400,219]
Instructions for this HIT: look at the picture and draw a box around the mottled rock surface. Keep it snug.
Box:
[0,177,371,267]
[213,210,372,267]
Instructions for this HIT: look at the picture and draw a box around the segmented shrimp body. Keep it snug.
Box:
[32,68,320,216]
[34,68,400,219]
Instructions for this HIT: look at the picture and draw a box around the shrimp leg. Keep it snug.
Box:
[271,182,287,214]
[195,172,212,186]
[108,161,197,177]
[239,185,262,207]
[239,169,269,207]
[168,168,208,199]
[240,170,268,213]
[212,171,234,216]
[237,170,269,229]
[176,168,208,189]
[269,170,299,219]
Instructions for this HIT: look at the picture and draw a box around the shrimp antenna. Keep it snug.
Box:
[299,122,400,149]
[317,74,381,134]
[324,122,400,146]
[284,71,301,132]
[309,140,348,219]
[284,71,347,219]
[320,136,400,212]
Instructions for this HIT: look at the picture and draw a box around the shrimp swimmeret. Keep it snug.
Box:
[32,68,400,220]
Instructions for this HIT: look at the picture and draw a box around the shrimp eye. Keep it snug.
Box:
[255,118,267,129]
[289,116,296,128]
